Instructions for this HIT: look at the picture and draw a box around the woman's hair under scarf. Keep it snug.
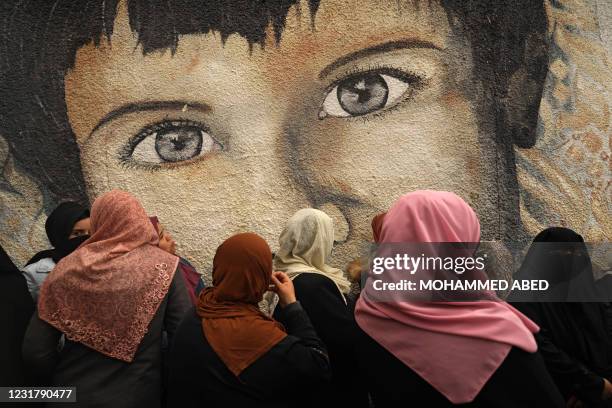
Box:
[355,190,539,404]
[371,212,386,243]
[38,190,179,362]
[274,208,351,297]
[197,233,287,376]
[26,201,90,266]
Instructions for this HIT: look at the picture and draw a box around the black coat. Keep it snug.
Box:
[22,270,190,408]
[514,301,612,406]
[357,327,565,407]
[511,227,612,406]
[274,273,368,408]
[167,302,331,408]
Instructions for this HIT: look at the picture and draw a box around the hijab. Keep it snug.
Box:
[513,227,596,301]
[275,208,351,296]
[26,201,90,266]
[355,190,539,404]
[150,216,200,305]
[197,233,287,376]
[38,190,179,362]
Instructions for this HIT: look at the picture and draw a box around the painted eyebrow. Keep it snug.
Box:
[90,100,211,135]
[319,39,443,80]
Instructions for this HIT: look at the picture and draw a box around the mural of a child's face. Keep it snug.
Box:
[65,0,504,272]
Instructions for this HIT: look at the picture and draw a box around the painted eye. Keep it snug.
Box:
[321,72,413,118]
[129,121,222,165]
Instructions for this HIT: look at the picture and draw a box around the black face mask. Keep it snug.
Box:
[52,235,90,263]
[26,234,91,267]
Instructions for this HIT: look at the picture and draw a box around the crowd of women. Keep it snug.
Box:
[1,189,611,407]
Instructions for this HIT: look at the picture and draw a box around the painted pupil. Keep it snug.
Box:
[155,126,203,162]
[337,73,389,115]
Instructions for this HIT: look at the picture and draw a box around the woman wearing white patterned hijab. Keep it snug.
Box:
[275,208,351,299]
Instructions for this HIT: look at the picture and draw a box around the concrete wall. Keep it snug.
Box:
[0,0,609,280]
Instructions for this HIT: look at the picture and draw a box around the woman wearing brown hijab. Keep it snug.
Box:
[167,233,331,408]
[22,190,191,408]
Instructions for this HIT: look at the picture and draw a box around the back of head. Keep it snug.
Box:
[212,233,272,305]
[88,190,158,252]
[277,208,335,269]
[381,190,480,243]
[533,227,584,244]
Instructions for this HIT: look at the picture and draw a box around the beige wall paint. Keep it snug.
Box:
[0,0,609,281]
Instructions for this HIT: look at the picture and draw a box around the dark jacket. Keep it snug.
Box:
[274,273,368,408]
[0,246,35,386]
[357,327,565,407]
[514,301,612,406]
[22,270,190,408]
[167,301,331,408]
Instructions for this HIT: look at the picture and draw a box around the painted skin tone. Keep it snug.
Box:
[65,0,504,273]
[69,218,91,239]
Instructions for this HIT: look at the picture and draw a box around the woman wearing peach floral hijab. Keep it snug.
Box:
[23,190,191,408]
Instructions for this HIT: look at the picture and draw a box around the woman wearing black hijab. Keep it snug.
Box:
[0,245,35,385]
[511,227,612,407]
[22,201,90,302]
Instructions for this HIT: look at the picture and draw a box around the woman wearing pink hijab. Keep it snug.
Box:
[23,190,191,408]
[355,190,564,407]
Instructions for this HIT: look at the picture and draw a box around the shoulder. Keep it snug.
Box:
[293,273,341,296]
[179,257,194,268]
[22,258,55,274]
[293,272,336,289]
[293,273,338,292]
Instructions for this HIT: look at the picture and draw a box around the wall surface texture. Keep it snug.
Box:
[0,0,609,280]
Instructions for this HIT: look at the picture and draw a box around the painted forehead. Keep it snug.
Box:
[66,0,453,137]
[85,0,451,52]
[67,0,452,68]
[97,0,450,57]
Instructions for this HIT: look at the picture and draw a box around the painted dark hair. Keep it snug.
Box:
[0,0,549,206]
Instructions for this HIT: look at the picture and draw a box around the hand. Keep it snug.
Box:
[602,378,612,400]
[270,271,296,307]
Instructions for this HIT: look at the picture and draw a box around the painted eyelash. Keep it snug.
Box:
[352,102,403,124]
[118,158,171,173]
[329,63,425,91]
[117,119,214,172]
[325,64,426,122]
[128,119,209,152]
